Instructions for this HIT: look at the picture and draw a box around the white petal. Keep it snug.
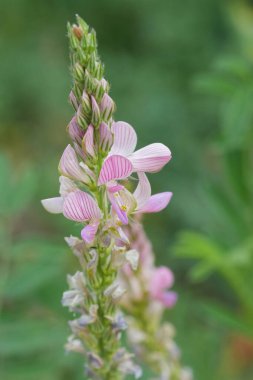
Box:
[110,122,137,156]
[41,197,63,214]
[125,249,139,271]
[134,172,151,210]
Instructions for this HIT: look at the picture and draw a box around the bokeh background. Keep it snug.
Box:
[1,0,253,379]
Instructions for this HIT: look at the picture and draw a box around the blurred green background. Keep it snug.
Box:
[1,0,253,379]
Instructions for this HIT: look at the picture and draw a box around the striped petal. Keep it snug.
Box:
[59,145,89,183]
[63,190,101,222]
[81,221,100,243]
[138,192,173,214]
[41,197,64,214]
[82,125,95,157]
[68,116,84,144]
[129,143,171,173]
[134,172,151,210]
[108,191,129,225]
[110,122,137,156]
[98,155,133,185]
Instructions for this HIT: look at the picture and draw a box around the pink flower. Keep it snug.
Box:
[63,190,101,243]
[107,182,130,225]
[133,172,173,214]
[59,145,91,184]
[41,179,101,243]
[98,122,171,185]
[149,267,177,308]
[105,172,172,226]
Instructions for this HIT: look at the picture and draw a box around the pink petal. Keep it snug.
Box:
[108,191,129,225]
[150,267,174,298]
[110,122,137,156]
[63,190,101,222]
[81,221,99,243]
[129,143,171,173]
[99,122,113,151]
[83,125,95,157]
[68,116,84,144]
[41,197,64,214]
[98,155,133,185]
[107,183,125,193]
[158,291,177,308]
[134,172,151,210]
[138,192,173,214]
[59,145,89,183]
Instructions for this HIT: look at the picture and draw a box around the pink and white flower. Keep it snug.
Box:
[59,144,91,184]
[63,190,101,243]
[98,122,171,185]
[106,173,172,225]
[41,178,101,243]
[133,172,173,214]
[149,266,177,308]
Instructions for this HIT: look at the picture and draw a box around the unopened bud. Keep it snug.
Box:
[73,63,84,82]
[87,53,96,75]
[100,93,115,122]
[91,96,101,127]
[68,116,84,144]
[72,24,83,40]
[73,82,82,101]
[69,91,79,111]
[77,105,89,129]
[76,15,89,34]
[101,78,110,92]
[81,91,91,115]
[94,62,104,80]
[84,70,94,93]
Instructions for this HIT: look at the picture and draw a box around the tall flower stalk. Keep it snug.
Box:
[42,16,179,380]
[120,219,193,380]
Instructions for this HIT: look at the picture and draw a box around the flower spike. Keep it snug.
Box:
[41,15,190,380]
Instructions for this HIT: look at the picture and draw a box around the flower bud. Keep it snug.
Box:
[91,96,101,127]
[74,83,82,99]
[68,116,84,144]
[87,53,96,75]
[72,24,83,40]
[77,105,89,129]
[84,70,94,93]
[100,93,115,122]
[81,91,91,114]
[94,62,104,80]
[101,78,110,92]
[69,91,79,111]
[73,62,84,82]
[76,14,89,34]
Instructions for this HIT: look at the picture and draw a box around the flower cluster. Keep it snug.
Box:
[120,220,193,380]
[41,15,188,380]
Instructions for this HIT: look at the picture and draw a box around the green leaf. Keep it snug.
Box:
[0,318,66,357]
[201,302,253,337]
[3,239,67,298]
[222,85,253,150]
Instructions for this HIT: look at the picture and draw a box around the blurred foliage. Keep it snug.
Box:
[1,0,253,379]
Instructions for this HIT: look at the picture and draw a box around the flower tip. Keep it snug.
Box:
[41,197,64,214]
